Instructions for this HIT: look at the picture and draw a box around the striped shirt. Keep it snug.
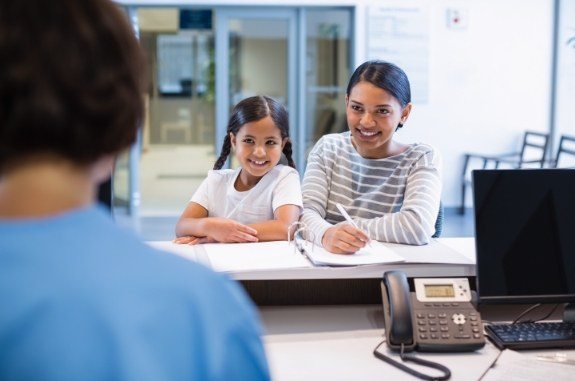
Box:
[301,132,442,246]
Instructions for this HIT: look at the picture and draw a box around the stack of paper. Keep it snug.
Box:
[302,240,405,266]
[202,241,311,272]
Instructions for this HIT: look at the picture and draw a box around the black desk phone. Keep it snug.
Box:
[381,270,485,352]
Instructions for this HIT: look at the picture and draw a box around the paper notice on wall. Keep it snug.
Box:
[366,1,429,103]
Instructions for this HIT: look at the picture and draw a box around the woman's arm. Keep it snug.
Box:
[300,141,367,253]
[355,151,442,245]
[175,202,258,243]
[300,145,333,243]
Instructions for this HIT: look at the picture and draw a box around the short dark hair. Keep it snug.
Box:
[0,0,146,172]
[214,95,296,170]
[346,61,411,108]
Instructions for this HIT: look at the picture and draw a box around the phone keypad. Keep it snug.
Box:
[414,310,483,342]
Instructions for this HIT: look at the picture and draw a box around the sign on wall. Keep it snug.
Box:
[367,2,429,103]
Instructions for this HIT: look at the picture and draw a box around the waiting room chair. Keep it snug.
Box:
[313,108,336,142]
[549,134,575,169]
[97,177,113,211]
[432,202,444,238]
[459,131,549,214]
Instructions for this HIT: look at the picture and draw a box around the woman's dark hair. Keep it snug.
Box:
[0,0,146,172]
[214,95,296,170]
[346,60,411,108]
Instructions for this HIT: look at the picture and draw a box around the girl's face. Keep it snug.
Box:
[231,115,286,187]
[346,81,411,159]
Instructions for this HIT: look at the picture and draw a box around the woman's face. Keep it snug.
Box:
[346,81,411,159]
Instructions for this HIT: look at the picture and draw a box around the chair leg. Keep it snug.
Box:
[460,154,471,215]
[459,183,466,215]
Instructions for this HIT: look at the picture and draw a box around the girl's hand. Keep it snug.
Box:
[172,235,220,245]
[190,236,217,245]
[173,236,200,245]
[208,218,259,243]
[321,224,369,254]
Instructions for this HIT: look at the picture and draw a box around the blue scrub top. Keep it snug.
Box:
[0,206,270,381]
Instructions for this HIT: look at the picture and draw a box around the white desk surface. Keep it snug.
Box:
[157,237,478,280]
[233,237,476,280]
[256,239,575,380]
[260,304,575,381]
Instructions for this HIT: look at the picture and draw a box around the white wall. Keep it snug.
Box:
[121,0,557,208]
[355,0,554,208]
[555,0,575,144]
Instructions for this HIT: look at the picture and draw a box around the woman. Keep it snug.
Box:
[301,60,441,253]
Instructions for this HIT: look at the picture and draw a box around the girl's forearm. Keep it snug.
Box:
[175,217,212,238]
[248,220,294,242]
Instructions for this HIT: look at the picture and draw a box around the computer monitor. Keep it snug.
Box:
[473,169,575,308]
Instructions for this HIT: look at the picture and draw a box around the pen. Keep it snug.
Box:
[335,203,372,248]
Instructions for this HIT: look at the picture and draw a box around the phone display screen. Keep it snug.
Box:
[424,284,455,298]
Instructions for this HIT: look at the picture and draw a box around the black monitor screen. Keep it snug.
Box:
[473,169,575,304]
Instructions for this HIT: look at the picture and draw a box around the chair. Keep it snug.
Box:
[97,177,113,211]
[549,134,575,168]
[459,131,549,214]
[432,202,444,238]
[313,108,336,141]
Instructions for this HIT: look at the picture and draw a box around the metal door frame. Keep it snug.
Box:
[215,8,298,165]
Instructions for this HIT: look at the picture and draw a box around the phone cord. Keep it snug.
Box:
[373,342,451,381]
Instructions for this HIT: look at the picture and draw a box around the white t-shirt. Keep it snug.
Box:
[191,164,303,225]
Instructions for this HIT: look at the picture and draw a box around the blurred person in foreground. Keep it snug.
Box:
[0,0,270,380]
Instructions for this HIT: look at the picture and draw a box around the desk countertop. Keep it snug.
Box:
[260,304,574,381]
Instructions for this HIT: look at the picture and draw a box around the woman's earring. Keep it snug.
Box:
[395,122,404,132]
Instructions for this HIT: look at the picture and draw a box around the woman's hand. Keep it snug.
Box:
[321,224,369,254]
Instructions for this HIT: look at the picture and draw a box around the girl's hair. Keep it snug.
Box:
[346,60,411,108]
[214,95,296,170]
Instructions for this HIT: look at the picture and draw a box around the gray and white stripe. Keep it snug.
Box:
[300,132,442,246]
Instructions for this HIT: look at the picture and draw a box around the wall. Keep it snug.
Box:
[555,0,575,144]
[356,0,553,208]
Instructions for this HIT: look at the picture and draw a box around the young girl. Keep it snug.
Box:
[175,95,302,244]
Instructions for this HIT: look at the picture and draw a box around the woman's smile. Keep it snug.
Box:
[355,128,381,140]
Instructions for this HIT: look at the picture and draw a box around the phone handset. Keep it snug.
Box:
[378,271,451,380]
[383,270,415,350]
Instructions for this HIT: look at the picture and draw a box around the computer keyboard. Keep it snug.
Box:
[486,321,575,350]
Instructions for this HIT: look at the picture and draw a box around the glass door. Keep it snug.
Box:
[119,7,217,217]
[215,9,297,168]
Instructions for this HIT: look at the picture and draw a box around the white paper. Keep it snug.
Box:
[387,240,474,264]
[202,241,312,272]
[482,349,575,381]
[305,240,405,266]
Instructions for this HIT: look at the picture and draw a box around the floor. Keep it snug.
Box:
[115,207,476,241]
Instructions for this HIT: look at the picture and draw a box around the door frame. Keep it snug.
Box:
[214,8,299,165]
